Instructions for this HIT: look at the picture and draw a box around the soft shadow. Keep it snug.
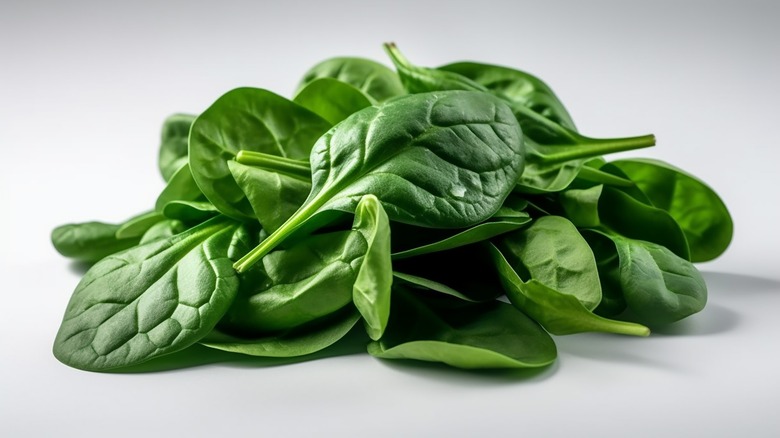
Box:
[111,325,370,374]
[701,271,780,295]
[374,356,559,386]
[555,334,680,371]
[651,303,739,336]
[67,260,93,275]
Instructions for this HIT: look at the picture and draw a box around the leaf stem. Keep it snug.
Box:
[232,193,327,273]
[543,134,656,165]
[235,150,312,180]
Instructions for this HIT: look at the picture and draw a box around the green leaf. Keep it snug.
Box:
[161,200,219,224]
[51,221,140,264]
[351,195,393,340]
[438,61,576,130]
[138,219,185,245]
[496,216,602,310]
[613,235,707,325]
[391,215,531,260]
[296,57,405,103]
[609,158,733,262]
[234,90,525,273]
[293,77,374,125]
[155,163,204,213]
[115,211,165,240]
[189,87,331,220]
[52,216,248,371]
[202,307,361,357]
[368,286,557,369]
[158,114,196,182]
[227,160,311,233]
[490,243,649,336]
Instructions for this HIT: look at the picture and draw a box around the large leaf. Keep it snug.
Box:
[234,90,525,272]
[52,216,250,371]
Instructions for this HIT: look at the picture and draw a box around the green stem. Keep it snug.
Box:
[543,134,656,165]
[383,42,409,69]
[232,193,327,273]
[235,150,311,181]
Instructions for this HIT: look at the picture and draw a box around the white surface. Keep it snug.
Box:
[2,1,779,437]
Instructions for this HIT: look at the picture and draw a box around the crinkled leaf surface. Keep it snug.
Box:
[53,216,249,371]
[296,57,405,103]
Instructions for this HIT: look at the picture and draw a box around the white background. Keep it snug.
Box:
[2,1,779,436]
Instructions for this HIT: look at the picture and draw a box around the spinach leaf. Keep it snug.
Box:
[609,158,733,262]
[296,57,405,103]
[558,185,690,260]
[384,43,655,194]
[391,215,531,260]
[161,200,219,225]
[368,286,557,369]
[158,114,196,182]
[392,272,483,303]
[293,77,373,125]
[202,307,361,358]
[219,196,392,339]
[51,221,140,263]
[438,61,576,130]
[155,163,204,213]
[228,161,310,233]
[490,243,649,336]
[496,216,602,310]
[138,219,185,245]
[612,234,707,325]
[581,229,627,317]
[351,195,393,340]
[234,90,525,273]
[189,87,331,220]
[52,216,251,371]
[115,211,165,240]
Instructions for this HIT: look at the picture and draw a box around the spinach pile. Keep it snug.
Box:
[52,43,733,372]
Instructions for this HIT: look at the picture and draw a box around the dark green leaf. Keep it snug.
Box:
[296,57,405,103]
[158,114,196,182]
[293,77,373,125]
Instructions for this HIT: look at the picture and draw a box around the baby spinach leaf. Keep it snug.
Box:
[220,196,391,339]
[368,286,557,369]
[557,185,690,260]
[115,211,165,240]
[52,216,250,371]
[155,163,204,213]
[392,272,482,303]
[234,90,525,273]
[384,43,655,194]
[293,77,373,125]
[189,87,331,220]
[139,219,185,245]
[598,186,690,261]
[438,61,576,130]
[581,229,627,317]
[227,160,311,233]
[609,158,733,262]
[391,215,531,260]
[296,57,405,103]
[490,243,649,336]
[162,200,219,225]
[351,195,393,340]
[496,216,602,310]
[158,114,196,182]
[612,235,707,325]
[51,221,140,263]
[202,307,361,358]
